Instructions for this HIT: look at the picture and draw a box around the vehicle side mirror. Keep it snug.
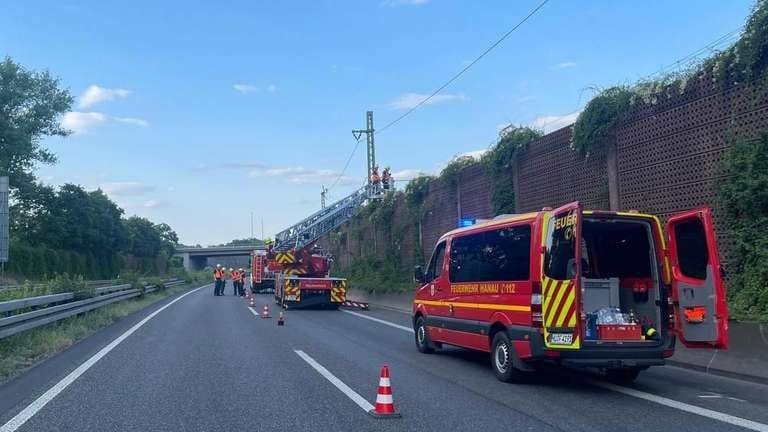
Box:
[414,265,425,284]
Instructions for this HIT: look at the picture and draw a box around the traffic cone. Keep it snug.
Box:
[277,310,285,326]
[262,304,271,318]
[249,296,255,308]
[369,365,400,418]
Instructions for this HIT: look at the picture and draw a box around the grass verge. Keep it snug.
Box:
[0,282,206,384]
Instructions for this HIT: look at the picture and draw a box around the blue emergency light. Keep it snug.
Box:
[458,218,476,227]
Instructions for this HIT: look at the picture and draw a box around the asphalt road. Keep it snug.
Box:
[2,282,768,432]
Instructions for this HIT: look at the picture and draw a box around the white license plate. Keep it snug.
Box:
[285,295,298,301]
[549,333,573,345]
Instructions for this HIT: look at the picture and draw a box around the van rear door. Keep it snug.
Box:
[541,201,582,350]
[666,208,728,349]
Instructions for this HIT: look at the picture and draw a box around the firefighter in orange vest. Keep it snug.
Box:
[236,268,246,296]
[228,268,236,295]
[213,264,224,296]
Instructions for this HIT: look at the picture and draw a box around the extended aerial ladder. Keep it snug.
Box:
[250,111,382,309]
[273,184,377,252]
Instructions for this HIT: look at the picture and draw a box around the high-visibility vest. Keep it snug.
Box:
[214,269,222,279]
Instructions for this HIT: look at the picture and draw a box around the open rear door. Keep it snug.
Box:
[666,208,728,349]
[541,202,582,350]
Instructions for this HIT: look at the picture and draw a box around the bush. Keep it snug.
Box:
[572,0,768,156]
[481,126,542,214]
[719,131,768,321]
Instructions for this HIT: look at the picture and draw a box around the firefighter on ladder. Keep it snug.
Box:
[370,165,381,194]
[213,264,224,296]
[382,167,392,191]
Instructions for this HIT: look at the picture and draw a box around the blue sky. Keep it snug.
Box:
[0,0,755,245]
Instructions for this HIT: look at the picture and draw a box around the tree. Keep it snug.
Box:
[0,57,73,198]
[123,216,163,258]
[217,238,263,247]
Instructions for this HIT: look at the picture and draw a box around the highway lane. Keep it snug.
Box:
[0,285,766,431]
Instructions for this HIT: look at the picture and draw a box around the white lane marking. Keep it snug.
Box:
[341,310,413,333]
[0,284,210,432]
[593,381,768,432]
[248,307,260,317]
[341,310,766,429]
[294,350,374,412]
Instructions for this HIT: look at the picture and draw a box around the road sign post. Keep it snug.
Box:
[0,177,9,284]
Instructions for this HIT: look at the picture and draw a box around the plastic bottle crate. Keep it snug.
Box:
[597,324,642,340]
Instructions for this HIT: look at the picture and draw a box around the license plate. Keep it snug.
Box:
[549,333,573,345]
[285,295,297,301]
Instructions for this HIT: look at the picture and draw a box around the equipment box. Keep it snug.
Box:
[598,324,642,340]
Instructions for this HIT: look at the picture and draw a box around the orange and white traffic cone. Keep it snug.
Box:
[277,310,285,326]
[249,296,255,308]
[262,304,270,318]
[369,365,400,418]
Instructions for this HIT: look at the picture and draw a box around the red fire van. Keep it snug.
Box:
[412,202,728,383]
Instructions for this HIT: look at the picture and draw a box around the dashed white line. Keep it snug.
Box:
[342,308,768,431]
[592,381,768,432]
[340,309,413,333]
[247,307,260,317]
[294,349,374,412]
[0,284,210,432]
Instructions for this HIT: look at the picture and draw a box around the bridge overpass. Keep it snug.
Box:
[174,246,264,270]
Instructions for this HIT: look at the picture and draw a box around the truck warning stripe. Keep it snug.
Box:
[554,285,575,328]
[546,281,569,327]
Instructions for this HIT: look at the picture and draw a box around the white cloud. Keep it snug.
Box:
[61,111,106,134]
[78,85,131,108]
[248,165,356,185]
[531,111,581,132]
[99,182,154,196]
[114,117,150,127]
[388,92,466,110]
[390,169,431,180]
[381,0,429,6]
[457,149,487,160]
[233,83,258,94]
[233,83,277,94]
[143,199,164,209]
[556,61,577,69]
[61,112,149,134]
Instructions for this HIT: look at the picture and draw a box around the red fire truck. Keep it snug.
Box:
[413,202,728,383]
[252,244,347,309]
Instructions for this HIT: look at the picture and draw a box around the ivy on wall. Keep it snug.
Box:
[572,0,768,155]
[719,131,768,321]
[481,126,543,214]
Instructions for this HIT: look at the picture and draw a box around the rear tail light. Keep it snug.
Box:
[532,311,543,324]
[531,281,544,326]
[531,281,543,326]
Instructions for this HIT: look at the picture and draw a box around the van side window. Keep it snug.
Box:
[674,217,709,280]
[449,225,531,283]
[425,241,446,282]
[544,215,575,280]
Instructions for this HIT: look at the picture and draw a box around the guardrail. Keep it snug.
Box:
[0,278,188,340]
[0,279,119,292]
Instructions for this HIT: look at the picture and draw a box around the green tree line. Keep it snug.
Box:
[1,57,179,280]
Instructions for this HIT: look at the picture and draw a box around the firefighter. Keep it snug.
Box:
[382,167,392,190]
[229,267,236,295]
[213,264,224,296]
[370,165,381,194]
[370,165,381,185]
[237,268,246,296]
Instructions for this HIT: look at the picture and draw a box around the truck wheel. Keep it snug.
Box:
[491,332,528,383]
[605,368,641,384]
[414,316,436,354]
